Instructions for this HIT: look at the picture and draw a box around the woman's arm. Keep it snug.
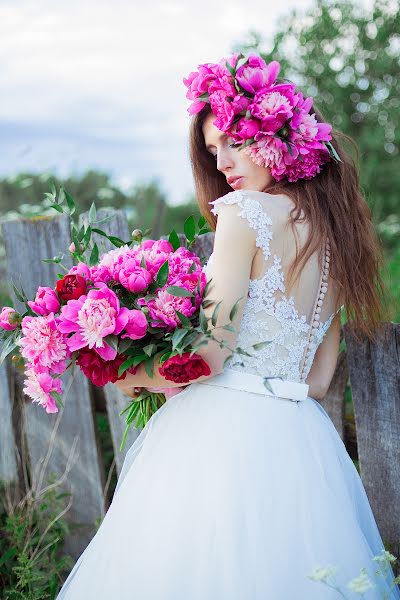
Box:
[113,200,257,396]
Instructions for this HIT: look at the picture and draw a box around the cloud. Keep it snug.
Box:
[0,0,372,204]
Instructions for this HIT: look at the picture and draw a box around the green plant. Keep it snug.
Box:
[0,475,74,599]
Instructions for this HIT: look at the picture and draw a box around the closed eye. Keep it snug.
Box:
[210,143,240,160]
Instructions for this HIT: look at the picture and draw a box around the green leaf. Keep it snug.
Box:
[155,259,169,288]
[252,340,272,351]
[0,334,18,364]
[118,337,133,354]
[165,286,193,297]
[77,224,85,241]
[229,296,243,321]
[211,300,222,326]
[41,257,62,264]
[51,389,64,408]
[12,282,25,302]
[199,305,208,332]
[108,235,127,247]
[103,334,119,352]
[91,227,110,238]
[96,214,116,225]
[50,204,64,214]
[168,229,181,251]
[0,547,17,566]
[118,356,141,377]
[183,215,196,241]
[64,189,76,215]
[225,60,236,77]
[174,309,192,327]
[89,242,99,266]
[58,186,66,204]
[82,225,92,246]
[171,327,188,350]
[143,343,157,357]
[144,358,154,379]
[326,141,342,163]
[88,201,97,224]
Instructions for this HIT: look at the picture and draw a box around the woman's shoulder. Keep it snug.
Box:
[209,189,296,220]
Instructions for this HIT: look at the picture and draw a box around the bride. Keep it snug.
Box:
[57,53,400,599]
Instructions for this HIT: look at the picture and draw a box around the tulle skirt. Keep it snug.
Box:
[57,369,400,599]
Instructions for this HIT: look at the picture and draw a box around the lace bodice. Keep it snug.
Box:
[202,190,343,383]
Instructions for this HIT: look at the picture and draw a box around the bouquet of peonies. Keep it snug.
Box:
[0,183,256,449]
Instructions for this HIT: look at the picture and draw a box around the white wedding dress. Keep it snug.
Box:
[57,190,400,599]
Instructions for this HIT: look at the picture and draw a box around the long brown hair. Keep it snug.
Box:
[189,102,387,341]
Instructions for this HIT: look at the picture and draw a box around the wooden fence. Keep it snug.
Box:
[0,209,399,567]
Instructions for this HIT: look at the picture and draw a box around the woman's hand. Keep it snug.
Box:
[113,371,143,399]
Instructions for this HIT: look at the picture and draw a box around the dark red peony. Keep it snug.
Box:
[76,348,137,387]
[56,274,87,301]
[158,352,211,383]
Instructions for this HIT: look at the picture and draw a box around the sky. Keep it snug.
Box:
[0,0,374,206]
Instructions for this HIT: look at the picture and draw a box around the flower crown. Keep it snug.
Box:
[183,52,341,183]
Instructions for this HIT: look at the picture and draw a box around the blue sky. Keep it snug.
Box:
[0,0,373,206]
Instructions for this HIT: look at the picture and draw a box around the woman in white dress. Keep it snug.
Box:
[57,53,400,599]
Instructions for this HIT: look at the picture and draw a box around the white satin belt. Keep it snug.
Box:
[197,368,309,402]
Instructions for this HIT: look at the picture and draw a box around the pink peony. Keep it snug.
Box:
[234,116,261,140]
[23,364,62,413]
[120,309,148,340]
[117,259,153,293]
[277,149,331,182]
[28,286,61,316]
[230,94,251,116]
[172,271,207,310]
[90,264,113,284]
[235,55,280,94]
[250,86,296,135]
[57,282,129,361]
[209,91,235,133]
[243,133,288,170]
[146,289,196,329]
[18,313,70,373]
[0,306,19,330]
[67,262,91,281]
[166,247,202,284]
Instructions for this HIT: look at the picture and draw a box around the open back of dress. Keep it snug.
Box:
[203,189,344,383]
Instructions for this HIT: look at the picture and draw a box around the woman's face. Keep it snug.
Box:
[202,112,273,192]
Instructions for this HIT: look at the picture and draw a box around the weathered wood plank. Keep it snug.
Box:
[344,322,400,543]
[0,357,18,484]
[321,346,348,441]
[1,214,105,558]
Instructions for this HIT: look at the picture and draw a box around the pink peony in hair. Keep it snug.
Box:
[183,52,338,182]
